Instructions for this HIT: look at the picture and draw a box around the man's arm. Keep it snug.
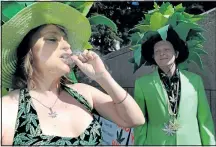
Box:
[197,76,216,145]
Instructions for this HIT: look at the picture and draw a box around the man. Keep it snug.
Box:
[133,26,215,145]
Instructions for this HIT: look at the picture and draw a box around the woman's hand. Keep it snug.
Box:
[71,50,107,81]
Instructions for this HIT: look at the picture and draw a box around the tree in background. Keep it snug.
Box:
[89,1,216,50]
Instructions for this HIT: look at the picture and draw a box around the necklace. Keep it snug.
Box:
[31,87,61,118]
[161,74,181,136]
[32,96,58,118]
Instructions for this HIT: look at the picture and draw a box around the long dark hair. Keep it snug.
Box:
[12,26,42,89]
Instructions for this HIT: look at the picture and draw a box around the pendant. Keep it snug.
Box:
[162,119,180,136]
[169,96,177,103]
[48,108,57,118]
[171,118,181,131]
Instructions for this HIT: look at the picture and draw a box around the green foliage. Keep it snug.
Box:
[90,24,122,55]
[116,129,125,144]
[89,15,118,33]
[2,88,8,97]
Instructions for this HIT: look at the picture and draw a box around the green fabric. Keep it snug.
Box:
[2,88,8,96]
[134,69,215,145]
[67,70,78,83]
[13,85,102,145]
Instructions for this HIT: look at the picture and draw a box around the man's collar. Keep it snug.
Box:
[158,67,180,82]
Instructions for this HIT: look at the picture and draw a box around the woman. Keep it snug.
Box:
[1,2,145,145]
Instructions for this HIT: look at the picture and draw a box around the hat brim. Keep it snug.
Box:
[141,28,189,65]
[2,2,91,88]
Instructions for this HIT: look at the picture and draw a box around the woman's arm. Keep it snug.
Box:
[71,50,145,127]
[90,71,145,128]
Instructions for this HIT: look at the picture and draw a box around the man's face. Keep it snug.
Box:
[153,40,178,67]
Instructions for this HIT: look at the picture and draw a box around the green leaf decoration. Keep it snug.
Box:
[133,44,142,66]
[129,45,143,72]
[148,9,158,14]
[129,24,150,33]
[142,14,151,25]
[163,4,174,16]
[195,43,204,49]
[117,130,119,137]
[183,12,205,22]
[189,51,204,70]
[129,32,144,46]
[2,2,26,22]
[174,22,204,41]
[120,137,125,143]
[150,12,168,31]
[191,47,208,55]
[191,15,205,22]
[139,31,158,44]
[188,31,206,42]
[153,2,159,9]
[26,100,31,113]
[159,2,172,14]
[133,63,140,73]
[187,40,202,48]
[183,12,194,19]
[119,129,123,138]
[25,139,38,145]
[174,3,185,12]
[167,12,179,27]
[89,15,118,33]
[128,57,135,63]
[157,25,169,40]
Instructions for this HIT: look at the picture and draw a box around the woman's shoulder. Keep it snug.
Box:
[2,89,20,117]
[2,89,20,137]
[63,83,94,108]
[2,89,20,105]
[64,82,92,91]
[64,83,97,93]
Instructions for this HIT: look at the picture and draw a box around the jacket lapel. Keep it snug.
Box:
[177,70,189,119]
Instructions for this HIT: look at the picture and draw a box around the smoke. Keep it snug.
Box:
[61,52,112,83]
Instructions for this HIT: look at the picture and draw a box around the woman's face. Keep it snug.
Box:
[153,40,178,67]
[30,25,72,77]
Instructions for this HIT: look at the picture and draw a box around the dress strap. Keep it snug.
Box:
[61,84,93,113]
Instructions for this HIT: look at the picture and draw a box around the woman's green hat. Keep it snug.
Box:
[2,2,92,88]
[129,2,207,73]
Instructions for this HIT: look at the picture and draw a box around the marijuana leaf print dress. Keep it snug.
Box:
[13,85,102,145]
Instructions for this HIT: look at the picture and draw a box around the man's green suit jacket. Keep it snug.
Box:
[134,69,215,145]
